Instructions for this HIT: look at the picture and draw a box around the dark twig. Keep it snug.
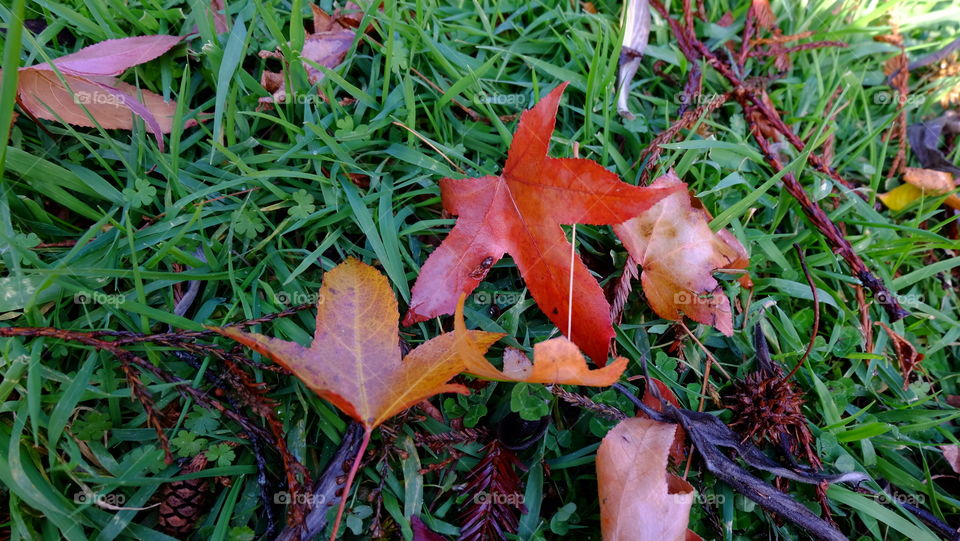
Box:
[276,423,366,541]
[753,130,909,320]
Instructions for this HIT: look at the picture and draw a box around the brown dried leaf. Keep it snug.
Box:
[613,171,750,335]
[597,417,694,541]
[258,3,359,106]
[875,321,924,390]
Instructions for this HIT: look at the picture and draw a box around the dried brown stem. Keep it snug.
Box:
[550,386,626,420]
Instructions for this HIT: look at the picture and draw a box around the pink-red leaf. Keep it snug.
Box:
[15,35,186,149]
[32,35,184,76]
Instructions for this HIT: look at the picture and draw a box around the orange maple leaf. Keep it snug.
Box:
[212,258,500,539]
[403,81,680,364]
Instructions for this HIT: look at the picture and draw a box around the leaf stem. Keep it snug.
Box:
[329,426,372,541]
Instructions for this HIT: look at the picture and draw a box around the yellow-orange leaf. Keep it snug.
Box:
[613,171,749,335]
[878,167,960,211]
[212,258,501,429]
[453,296,627,386]
[598,417,695,541]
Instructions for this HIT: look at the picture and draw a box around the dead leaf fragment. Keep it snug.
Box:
[597,417,694,541]
[942,445,960,475]
[613,171,749,336]
[411,516,447,541]
[258,2,360,106]
[639,377,686,465]
[875,322,924,390]
[453,296,627,386]
[210,0,229,34]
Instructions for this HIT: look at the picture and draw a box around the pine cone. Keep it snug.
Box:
[157,453,212,536]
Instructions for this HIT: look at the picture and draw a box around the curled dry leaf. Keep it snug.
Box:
[212,258,501,541]
[613,171,749,336]
[616,0,651,119]
[13,35,186,149]
[878,167,960,211]
[453,297,627,386]
[875,321,924,390]
[597,417,695,541]
[258,2,361,106]
[404,82,680,364]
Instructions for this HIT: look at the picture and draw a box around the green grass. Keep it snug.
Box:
[1,0,960,539]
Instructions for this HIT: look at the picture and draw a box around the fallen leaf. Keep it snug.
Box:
[613,171,749,336]
[942,445,960,474]
[411,516,447,541]
[878,167,960,211]
[13,35,186,149]
[403,82,680,363]
[906,111,960,175]
[213,258,500,429]
[258,3,359,106]
[597,417,695,541]
[453,297,627,386]
[212,258,501,541]
[875,321,924,390]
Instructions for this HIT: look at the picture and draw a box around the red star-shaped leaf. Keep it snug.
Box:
[403,82,681,363]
